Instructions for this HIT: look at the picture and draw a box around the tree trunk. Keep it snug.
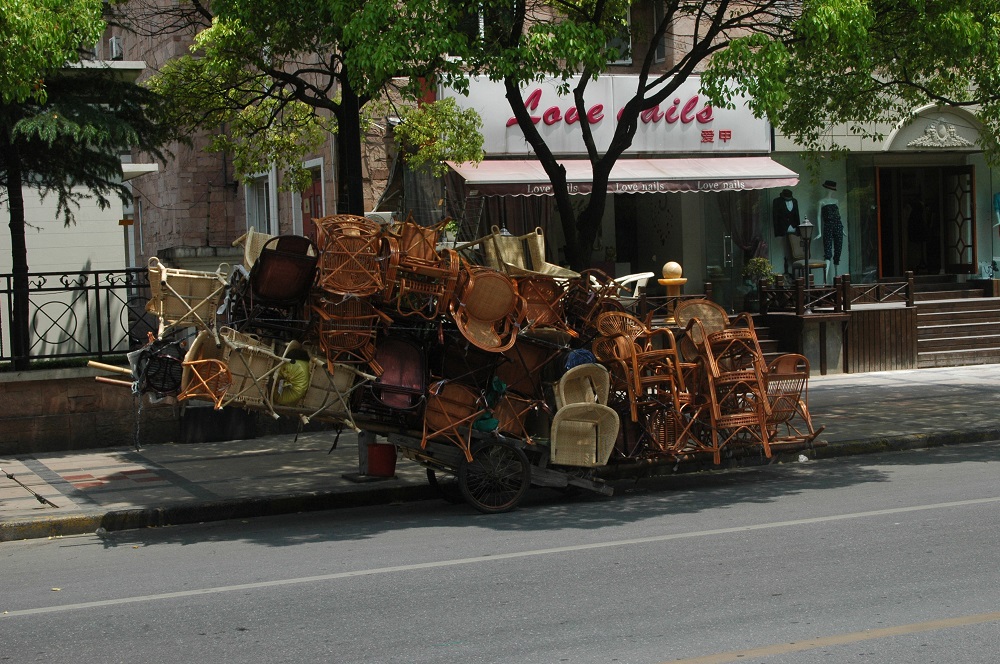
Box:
[336,76,366,216]
[2,137,31,370]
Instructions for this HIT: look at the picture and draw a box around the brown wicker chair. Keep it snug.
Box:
[449,263,524,352]
[421,380,488,463]
[514,275,577,340]
[310,294,392,376]
[765,353,825,445]
[314,214,385,297]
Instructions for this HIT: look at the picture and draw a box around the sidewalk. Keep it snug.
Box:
[4,364,1000,542]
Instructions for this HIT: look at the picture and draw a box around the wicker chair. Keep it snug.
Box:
[314,214,385,297]
[310,294,392,376]
[421,380,488,463]
[225,235,319,339]
[449,263,524,353]
[365,334,427,415]
[232,227,275,270]
[483,226,580,280]
[514,275,577,340]
[765,353,825,445]
[146,257,229,342]
[177,330,232,409]
[549,364,620,467]
[217,327,289,419]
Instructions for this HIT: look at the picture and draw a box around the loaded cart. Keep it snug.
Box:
[92,215,825,515]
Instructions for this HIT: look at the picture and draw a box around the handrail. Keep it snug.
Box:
[760,271,914,316]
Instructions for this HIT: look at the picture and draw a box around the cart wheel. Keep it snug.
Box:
[458,440,531,514]
[426,468,463,504]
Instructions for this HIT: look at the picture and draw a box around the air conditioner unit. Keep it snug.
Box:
[109,36,123,61]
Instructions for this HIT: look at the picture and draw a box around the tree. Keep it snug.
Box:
[466,0,1000,270]
[135,0,486,215]
[0,1,174,369]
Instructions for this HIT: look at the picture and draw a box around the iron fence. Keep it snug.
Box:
[0,267,154,364]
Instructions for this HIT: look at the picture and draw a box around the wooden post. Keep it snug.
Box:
[795,277,805,316]
[842,273,852,312]
[905,271,915,307]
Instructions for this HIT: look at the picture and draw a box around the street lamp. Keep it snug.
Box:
[798,217,815,285]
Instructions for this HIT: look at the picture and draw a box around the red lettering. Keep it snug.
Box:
[587,104,604,123]
[542,106,562,125]
[664,98,680,123]
[640,105,664,123]
[696,105,714,123]
[680,96,699,123]
[565,106,580,124]
[506,88,543,127]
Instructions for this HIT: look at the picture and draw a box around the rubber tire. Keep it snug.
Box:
[426,468,463,504]
[458,440,531,514]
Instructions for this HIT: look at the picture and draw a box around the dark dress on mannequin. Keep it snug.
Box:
[821,202,843,265]
[772,196,800,237]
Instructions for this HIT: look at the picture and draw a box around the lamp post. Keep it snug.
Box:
[798,217,815,284]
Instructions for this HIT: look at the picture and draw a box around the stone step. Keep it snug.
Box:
[918,322,1000,340]
[918,348,1000,368]
[918,333,1000,352]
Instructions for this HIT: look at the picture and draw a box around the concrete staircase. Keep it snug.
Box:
[913,276,1000,368]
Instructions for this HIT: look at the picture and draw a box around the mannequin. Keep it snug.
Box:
[817,180,845,280]
[772,188,800,238]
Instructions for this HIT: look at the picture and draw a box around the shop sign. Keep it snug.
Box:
[441,75,771,155]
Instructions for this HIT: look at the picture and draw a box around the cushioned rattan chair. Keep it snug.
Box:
[549,363,620,467]
[226,234,319,339]
[269,341,370,429]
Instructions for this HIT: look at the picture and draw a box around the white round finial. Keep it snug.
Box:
[662,261,683,279]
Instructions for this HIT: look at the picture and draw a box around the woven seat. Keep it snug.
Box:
[514,275,577,339]
[232,227,275,270]
[391,246,461,319]
[314,214,385,297]
[146,257,229,342]
[449,263,524,352]
[178,330,232,409]
[365,334,426,414]
[562,268,626,338]
[217,327,288,418]
[421,380,487,463]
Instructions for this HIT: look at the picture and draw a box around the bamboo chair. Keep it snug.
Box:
[270,341,371,429]
[310,294,392,376]
[562,268,626,339]
[314,214,385,297]
[549,363,620,467]
[449,263,525,353]
[146,257,229,342]
[391,247,461,319]
[765,353,825,445]
[496,334,567,400]
[514,275,577,340]
[483,226,580,280]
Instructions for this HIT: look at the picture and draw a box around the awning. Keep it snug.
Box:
[446,157,798,196]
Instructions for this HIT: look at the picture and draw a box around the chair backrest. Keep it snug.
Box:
[614,272,654,298]
[393,216,446,265]
[673,298,729,337]
[250,235,319,303]
[786,232,805,261]
[314,214,385,296]
[556,363,610,409]
[484,225,534,272]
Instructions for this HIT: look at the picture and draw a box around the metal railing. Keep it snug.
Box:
[0,267,153,365]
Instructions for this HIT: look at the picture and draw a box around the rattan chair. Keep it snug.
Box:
[178,330,232,409]
[226,235,319,339]
[514,275,577,340]
[364,333,427,416]
[310,294,392,375]
[146,257,229,342]
[421,380,488,463]
[484,226,580,280]
[765,353,824,445]
[449,263,524,353]
[232,227,275,270]
[314,214,386,297]
[549,363,619,467]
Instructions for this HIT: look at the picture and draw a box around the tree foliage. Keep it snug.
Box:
[139,0,486,208]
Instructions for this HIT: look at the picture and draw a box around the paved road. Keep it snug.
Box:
[2,442,1000,663]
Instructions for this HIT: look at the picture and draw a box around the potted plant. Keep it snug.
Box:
[741,257,776,312]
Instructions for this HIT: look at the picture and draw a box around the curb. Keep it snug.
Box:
[4,430,999,542]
